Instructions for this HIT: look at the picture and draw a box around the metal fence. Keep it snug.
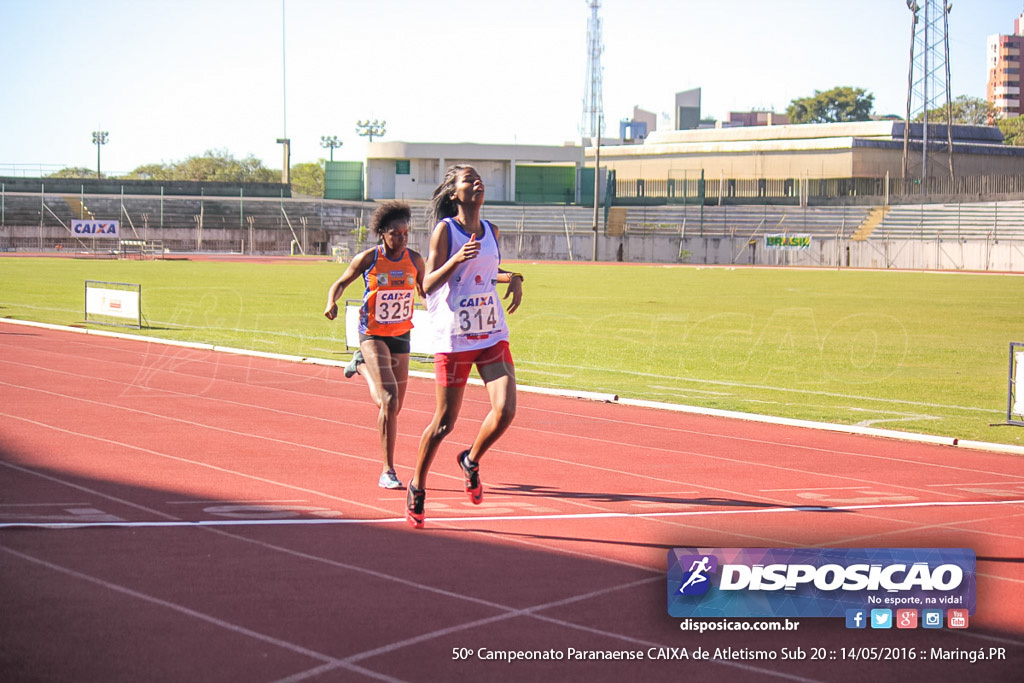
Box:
[611,172,1024,205]
[0,187,372,255]
[3,181,1023,270]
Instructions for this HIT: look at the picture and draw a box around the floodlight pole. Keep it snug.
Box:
[92,130,108,179]
[279,1,290,185]
[592,115,601,262]
[320,135,342,161]
[281,0,288,144]
[356,119,387,143]
[277,138,291,185]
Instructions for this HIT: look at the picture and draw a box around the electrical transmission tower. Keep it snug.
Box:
[902,0,955,188]
[581,0,604,139]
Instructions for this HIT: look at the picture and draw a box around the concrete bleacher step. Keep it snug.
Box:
[481,204,594,233]
[852,206,891,241]
[868,201,1024,240]
[606,207,627,236]
[61,196,94,220]
[615,204,869,238]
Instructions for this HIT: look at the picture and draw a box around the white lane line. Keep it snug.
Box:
[0,502,91,506]
[4,498,1022,530]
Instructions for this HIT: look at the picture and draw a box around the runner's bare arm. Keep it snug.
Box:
[324,249,375,320]
[423,222,480,295]
[409,249,427,299]
[493,225,523,313]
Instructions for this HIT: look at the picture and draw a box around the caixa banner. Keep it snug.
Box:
[71,220,119,237]
[667,548,975,618]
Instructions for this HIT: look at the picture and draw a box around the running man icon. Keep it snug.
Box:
[678,555,716,595]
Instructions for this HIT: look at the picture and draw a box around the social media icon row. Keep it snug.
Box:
[845,608,968,629]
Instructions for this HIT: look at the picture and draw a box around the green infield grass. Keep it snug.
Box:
[1,256,1021,448]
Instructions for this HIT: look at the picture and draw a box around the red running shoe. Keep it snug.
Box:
[406,484,425,529]
[457,450,483,504]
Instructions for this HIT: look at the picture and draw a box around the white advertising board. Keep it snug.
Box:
[86,287,139,319]
[1015,351,1024,416]
[72,220,120,238]
[84,281,141,328]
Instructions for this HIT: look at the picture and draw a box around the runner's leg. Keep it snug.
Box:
[466,348,516,464]
[467,360,516,464]
[411,382,465,490]
[359,339,401,474]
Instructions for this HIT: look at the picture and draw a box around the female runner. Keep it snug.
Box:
[325,200,425,489]
[406,166,524,527]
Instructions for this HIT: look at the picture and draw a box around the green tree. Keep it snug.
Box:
[290,160,326,197]
[122,149,279,183]
[997,115,1024,146]
[121,163,174,181]
[45,167,97,179]
[173,149,278,183]
[913,95,995,125]
[787,86,875,124]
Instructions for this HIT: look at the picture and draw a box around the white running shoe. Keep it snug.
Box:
[344,350,364,379]
[378,470,404,489]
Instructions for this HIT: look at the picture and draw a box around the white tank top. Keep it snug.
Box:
[425,218,509,353]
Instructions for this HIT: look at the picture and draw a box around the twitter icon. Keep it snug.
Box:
[870,609,893,629]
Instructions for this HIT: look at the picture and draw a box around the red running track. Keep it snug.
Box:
[1,321,1022,682]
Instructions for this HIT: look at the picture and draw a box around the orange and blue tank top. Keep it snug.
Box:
[359,245,419,336]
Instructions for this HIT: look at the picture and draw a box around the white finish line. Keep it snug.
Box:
[3,497,1021,530]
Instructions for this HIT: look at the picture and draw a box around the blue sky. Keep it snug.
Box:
[2,0,1022,176]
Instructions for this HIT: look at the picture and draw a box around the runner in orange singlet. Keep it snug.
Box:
[325,201,425,489]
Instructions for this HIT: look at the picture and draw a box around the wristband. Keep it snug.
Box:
[507,272,524,283]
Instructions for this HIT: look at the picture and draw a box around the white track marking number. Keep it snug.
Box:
[0,506,126,524]
[202,504,344,519]
[796,490,918,505]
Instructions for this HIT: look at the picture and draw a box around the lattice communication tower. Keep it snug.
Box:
[902,0,955,185]
[581,0,604,139]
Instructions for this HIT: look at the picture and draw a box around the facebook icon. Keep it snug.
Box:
[846,609,867,629]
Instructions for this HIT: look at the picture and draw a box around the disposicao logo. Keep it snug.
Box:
[667,548,976,619]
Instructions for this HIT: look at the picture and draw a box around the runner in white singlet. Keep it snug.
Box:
[405,166,525,528]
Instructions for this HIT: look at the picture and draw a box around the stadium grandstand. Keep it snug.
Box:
[2,171,1023,271]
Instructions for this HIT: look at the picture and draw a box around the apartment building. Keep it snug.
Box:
[986,12,1024,120]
